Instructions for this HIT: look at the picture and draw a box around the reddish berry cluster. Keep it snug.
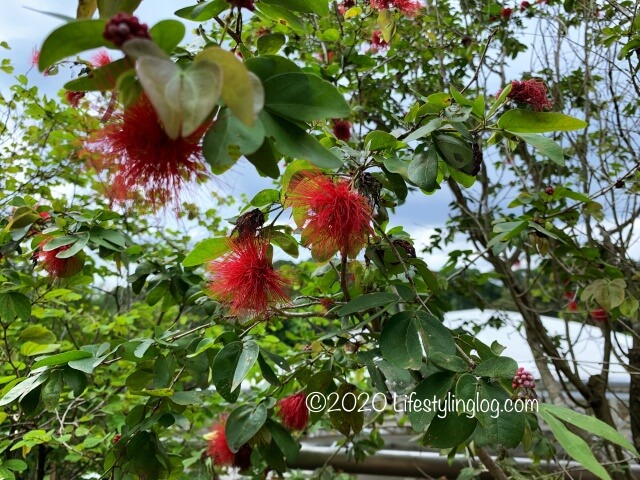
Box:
[103,13,151,47]
[506,79,553,111]
[512,367,536,390]
[332,119,352,141]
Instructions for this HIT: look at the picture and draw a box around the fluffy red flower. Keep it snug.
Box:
[206,418,253,469]
[206,420,235,467]
[83,95,209,208]
[91,49,112,68]
[370,30,389,53]
[591,308,608,322]
[103,13,151,47]
[277,393,309,430]
[65,91,85,108]
[501,7,513,18]
[207,238,290,316]
[34,239,84,278]
[286,173,373,261]
[370,0,421,15]
[332,119,351,141]
[393,0,422,15]
[506,79,553,111]
[30,48,39,67]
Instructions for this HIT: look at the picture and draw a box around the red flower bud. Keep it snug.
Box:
[103,13,151,47]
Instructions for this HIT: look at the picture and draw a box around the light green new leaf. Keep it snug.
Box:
[136,55,221,139]
[514,133,565,165]
[498,109,587,133]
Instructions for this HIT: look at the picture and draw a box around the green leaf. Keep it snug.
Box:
[338,292,399,316]
[3,459,27,473]
[32,350,93,369]
[41,371,63,410]
[329,383,364,436]
[63,58,132,91]
[513,133,564,165]
[245,55,300,83]
[429,352,468,373]
[136,52,222,139]
[407,372,456,431]
[261,111,342,168]
[196,47,258,126]
[539,409,611,480]
[258,33,286,55]
[202,111,265,174]
[270,231,299,258]
[0,372,49,406]
[539,404,638,455]
[266,419,300,462]
[365,131,398,150]
[212,340,259,402]
[250,189,280,207]
[433,134,472,169]
[170,391,203,405]
[498,109,587,133]
[423,410,477,448]
[262,73,349,122]
[38,19,109,72]
[20,326,55,345]
[182,238,230,267]
[97,0,143,17]
[149,20,185,54]
[174,0,228,21]
[408,150,439,191]
[476,380,525,448]
[0,292,31,321]
[380,311,456,370]
[255,3,308,33]
[473,356,518,379]
[261,0,329,15]
[226,403,268,452]
[403,118,442,142]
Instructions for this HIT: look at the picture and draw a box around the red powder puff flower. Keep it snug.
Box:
[206,418,253,469]
[226,0,255,10]
[206,420,236,467]
[568,300,578,312]
[103,13,151,47]
[392,0,422,15]
[83,95,209,208]
[370,0,391,10]
[506,79,553,111]
[65,91,85,108]
[501,7,513,18]
[286,173,373,261]
[370,30,389,53]
[332,119,351,141]
[207,238,290,316]
[34,239,84,278]
[30,48,40,67]
[277,392,309,431]
[91,49,112,68]
[591,308,608,322]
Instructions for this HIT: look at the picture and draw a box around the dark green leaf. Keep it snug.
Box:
[338,292,399,316]
[0,292,31,321]
[473,356,518,379]
[41,371,63,410]
[262,73,349,122]
[261,0,329,15]
[261,111,342,168]
[423,410,477,448]
[407,372,456,431]
[408,150,439,191]
[39,20,110,71]
[226,403,268,452]
[174,0,228,21]
[266,419,300,462]
[429,352,468,372]
[64,58,133,91]
[149,20,185,54]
